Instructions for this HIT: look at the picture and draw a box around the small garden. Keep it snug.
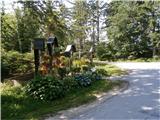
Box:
[1,51,126,119]
[1,24,127,120]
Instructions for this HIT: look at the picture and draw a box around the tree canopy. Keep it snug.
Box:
[1,0,160,58]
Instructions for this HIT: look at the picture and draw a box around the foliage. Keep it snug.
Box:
[26,75,66,101]
[72,58,90,68]
[95,68,108,77]
[57,67,67,78]
[96,42,113,61]
[75,73,92,87]
[106,1,160,58]
[1,50,34,79]
[1,78,122,120]
[1,1,72,53]
[2,0,160,60]
[26,64,103,100]
[71,58,93,76]
[63,76,79,91]
[71,0,89,57]
[95,64,127,76]
[74,71,101,87]
[81,65,90,72]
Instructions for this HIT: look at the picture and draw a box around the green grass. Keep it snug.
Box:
[95,64,127,76]
[116,58,160,62]
[94,57,160,62]
[1,80,122,120]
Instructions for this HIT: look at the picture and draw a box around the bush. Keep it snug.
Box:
[74,72,101,87]
[72,58,90,74]
[1,60,10,81]
[72,58,89,68]
[71,66,81,73]
[1,50,34,77]
[96,43,113,61]
[26,75,66,101]
[63,76,79,91]
[75,73,92,87]
[96,68,108,76]
[57,67,67,78]
[81,65,90,72]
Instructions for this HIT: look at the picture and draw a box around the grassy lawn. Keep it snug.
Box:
[95,64,128,76]
[1,64,126,120]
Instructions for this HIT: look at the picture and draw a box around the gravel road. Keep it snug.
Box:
[71,62,160,120]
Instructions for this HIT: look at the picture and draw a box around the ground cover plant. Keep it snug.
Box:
[1,50,34,81]
[1,63,125,120]
[1,79,123,120]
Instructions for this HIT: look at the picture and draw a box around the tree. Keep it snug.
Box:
[71,0,89,58]
[1,1,19,51]
[2,0,71,52]
[105,1,160,58]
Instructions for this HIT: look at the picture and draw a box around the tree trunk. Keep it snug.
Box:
[153,47,156,57]
[79,38,83,58]
[30,40,33,52]
[18,38,22,53]
[92,22,96,52]
[96,0,100,42]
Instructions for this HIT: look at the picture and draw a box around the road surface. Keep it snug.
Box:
[72,62,160,120]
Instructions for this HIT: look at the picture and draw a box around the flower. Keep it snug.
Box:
[91,67,96,72]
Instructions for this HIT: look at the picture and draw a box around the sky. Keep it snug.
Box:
[2,0,76,13]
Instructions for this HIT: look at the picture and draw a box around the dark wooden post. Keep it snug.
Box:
[33,38,45,75]
[47,43,53,74]
[34,49,39,75]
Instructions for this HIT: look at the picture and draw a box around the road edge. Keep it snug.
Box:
[44,80,129,120]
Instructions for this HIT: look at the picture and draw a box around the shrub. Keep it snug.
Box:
[81,65,90,72]
[96,68,108,76]
[63,76,79,91]
[1,60,10,81]
[72,58,90,74]
[71,66,81,73]
[74,72,101,87]
[1,50,34,77]
[96,43,113,61]
[72,58,89,68]
[57,67,66,78]
[26,75,66,101]
[75,73,92,87]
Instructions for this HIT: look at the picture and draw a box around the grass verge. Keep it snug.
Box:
[95,64,128,76]
[1,80,123,120]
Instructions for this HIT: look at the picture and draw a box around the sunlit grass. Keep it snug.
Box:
[95,64,127,76]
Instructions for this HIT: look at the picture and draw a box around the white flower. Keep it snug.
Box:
[91,67,96,72]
